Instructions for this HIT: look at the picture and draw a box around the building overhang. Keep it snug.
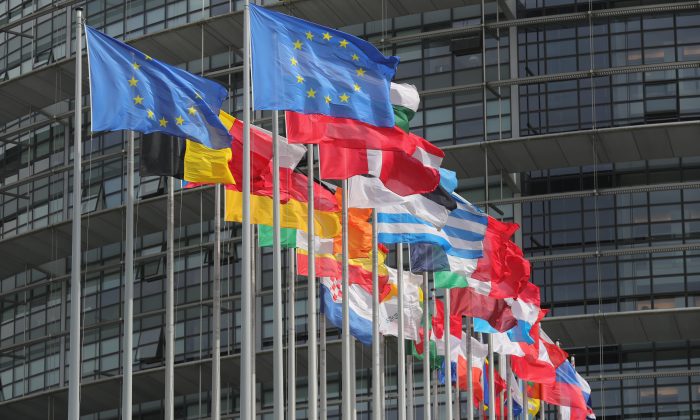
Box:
[0,339,374,419]
[0,186,216,280]
[442,121,700,179]
[541,307,700,349]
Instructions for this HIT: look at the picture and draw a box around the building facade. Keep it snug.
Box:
[0,0,699,418]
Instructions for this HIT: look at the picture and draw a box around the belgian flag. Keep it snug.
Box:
[140,132,235,184]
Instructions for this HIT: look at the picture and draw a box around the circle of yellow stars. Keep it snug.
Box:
[127,52,201,129]
[289,31,368,106]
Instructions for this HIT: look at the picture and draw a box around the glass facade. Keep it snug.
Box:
[1,0,700,418]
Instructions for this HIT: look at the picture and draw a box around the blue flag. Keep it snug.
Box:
[249,4,399,127]
[85,26,231,149]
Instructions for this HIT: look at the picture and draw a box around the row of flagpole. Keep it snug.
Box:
[66,3,509,420]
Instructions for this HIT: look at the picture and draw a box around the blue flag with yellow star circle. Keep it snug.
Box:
[85,26,231,149]
[249,4,400,128]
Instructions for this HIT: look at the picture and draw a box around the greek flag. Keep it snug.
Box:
[379,194,487,263]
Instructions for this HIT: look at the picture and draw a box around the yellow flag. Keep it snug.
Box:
[218,110,236,130]
[225,189,341,238]
[528,398,540,416]
[183,140,235,185]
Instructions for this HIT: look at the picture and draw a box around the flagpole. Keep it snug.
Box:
[521,379,528,420]
[271,109,284,420]
[407,355,414,420]
[380,334,386,415]
[487,334,496,420]
[445,292,453,420]
[397,243,407,420]
[341,179,352,419]
[251,225,258,413]
[165,177,175,420]
[371,210,382,420]
[319,308,327,420]
[432,294,439,420]
[240,1,254,418]
[68,10,83,419]
[306,145,318,420]
[466,317,474,420]
[211,183,222,419]
[507,356,514,420]
[288,248,297,418]
[541,401,546,419]
[351,338,358,420]
[122,130,135,420]
[499,352,506,418]
[422,273,431,420]
[454,377,460,420]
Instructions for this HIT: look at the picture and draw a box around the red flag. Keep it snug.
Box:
[318,140,441,196]
[470,217,528,299]
[227,168,339,212]
[510,321,559,384]
[286,111,416,153]
[450,287,518,332]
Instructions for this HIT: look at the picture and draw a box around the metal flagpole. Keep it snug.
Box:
[499,353,506,418]
[466,317,474,420]
[351,338,357,420]
[251,225,258,413]
[240,0,254,418]
[371,210,382,420]
[407,355,414,420]
[521,379,528,420]
[444,292,453,420]
[122,130,135,420]
[165,178,175,420]
[272,108,284,420]
[68,9,83,420]
[397,243,407,420]
[319,308,327,420]
[422,273,431,420]
[454,379,460,420]
[341,179,352,419]
[212,183,222,419]
[487,334,496,420]
[306,145,318,420]
[507,356,514,420]
[541,401,546,419]
[432,295,438,420]
[380,335,386,415]
[288,248,297,418]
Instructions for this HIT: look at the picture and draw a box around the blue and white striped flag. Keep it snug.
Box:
[379,194,487,267]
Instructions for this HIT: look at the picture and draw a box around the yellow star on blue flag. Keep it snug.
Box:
[249,4,399,127]
[85,26,230,149]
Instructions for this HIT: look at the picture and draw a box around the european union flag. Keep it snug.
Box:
[85,26,231,149]
[249,4,399,128]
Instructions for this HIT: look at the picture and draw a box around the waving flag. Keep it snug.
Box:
[320,277,373,345]
[542,360,594,420]
[457,336,488,398]
[348,176,456,228]
[85,26,230,149]
[510,324,567,384]
[378,267,424,340]
[415,195,488,285]
[225,190,340,238]
[379,195,486,259]
[140,133,235,184]
[250,4,399,127]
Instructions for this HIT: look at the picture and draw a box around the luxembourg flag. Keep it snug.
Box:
[320,277,373,345]
[542,360,595,420]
